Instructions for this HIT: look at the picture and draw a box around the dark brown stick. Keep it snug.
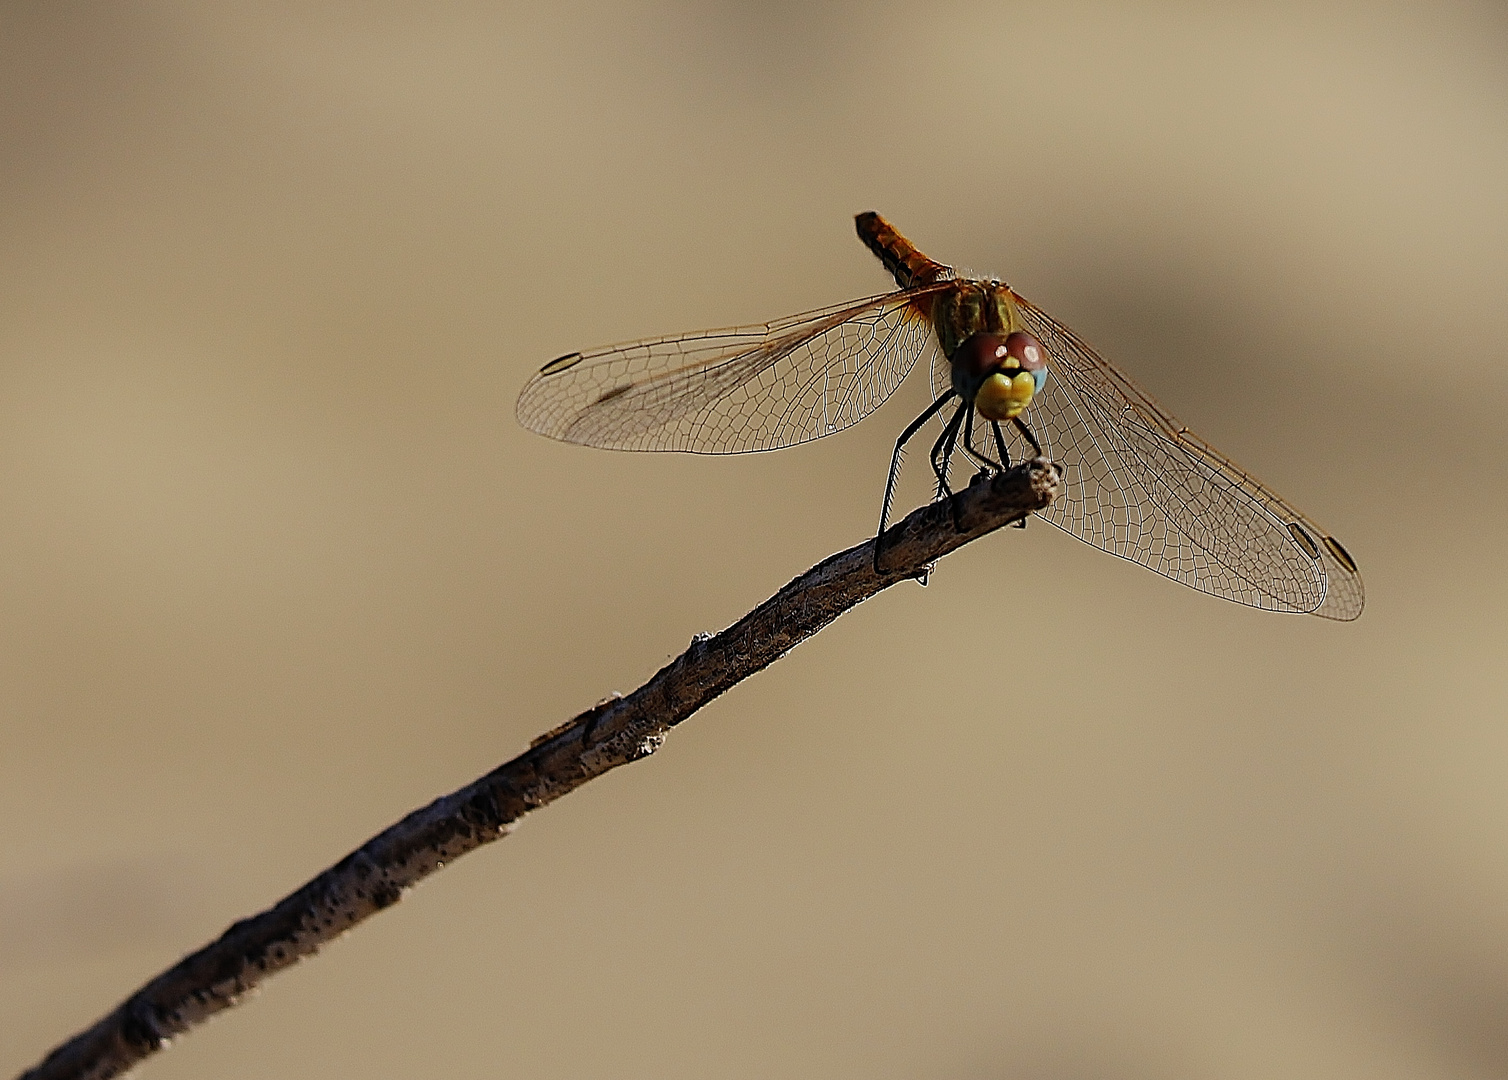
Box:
[17,459,1060,1080]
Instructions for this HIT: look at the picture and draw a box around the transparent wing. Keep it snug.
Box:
[989,292,1364,620]
[929,335,955,419]
[516,286,949,454]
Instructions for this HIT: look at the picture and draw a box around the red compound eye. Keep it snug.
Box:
[953,333,1008,380]
[1004,331,1045,372]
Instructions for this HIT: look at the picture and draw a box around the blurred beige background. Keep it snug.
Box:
[3,2,1506,1078]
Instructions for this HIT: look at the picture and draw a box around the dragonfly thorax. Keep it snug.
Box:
[931,280,1018,357]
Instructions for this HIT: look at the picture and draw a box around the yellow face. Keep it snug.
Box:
[975,369,1037,420]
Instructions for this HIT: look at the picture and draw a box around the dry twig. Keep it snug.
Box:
[18,458,1060,1080]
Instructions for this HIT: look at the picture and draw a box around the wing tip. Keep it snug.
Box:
[539,351,583,376]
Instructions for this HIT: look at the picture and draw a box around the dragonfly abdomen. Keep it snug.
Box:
[855,211,950,291]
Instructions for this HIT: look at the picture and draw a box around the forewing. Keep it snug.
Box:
[517,288,947,454]
[997,293,1363,620]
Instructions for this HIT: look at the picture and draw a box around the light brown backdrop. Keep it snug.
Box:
[3,3,1507,1078]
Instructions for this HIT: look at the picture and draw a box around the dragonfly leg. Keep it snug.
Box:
[875,392,956,574]
[1013,416,1043,457]
[1007,417,1042,529]
[961,407,1004,474]
[931,403,968,532]
[990,420,1013,469]
[928,404,960,499]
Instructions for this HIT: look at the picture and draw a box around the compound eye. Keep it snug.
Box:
[1003,330,1047,393]
[1003,331,1045,372]
[950,333,1008,380]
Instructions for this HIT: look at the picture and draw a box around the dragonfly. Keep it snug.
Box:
[516,212,1363,620]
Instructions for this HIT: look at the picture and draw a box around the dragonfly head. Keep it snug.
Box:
[953,331,1047,421]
